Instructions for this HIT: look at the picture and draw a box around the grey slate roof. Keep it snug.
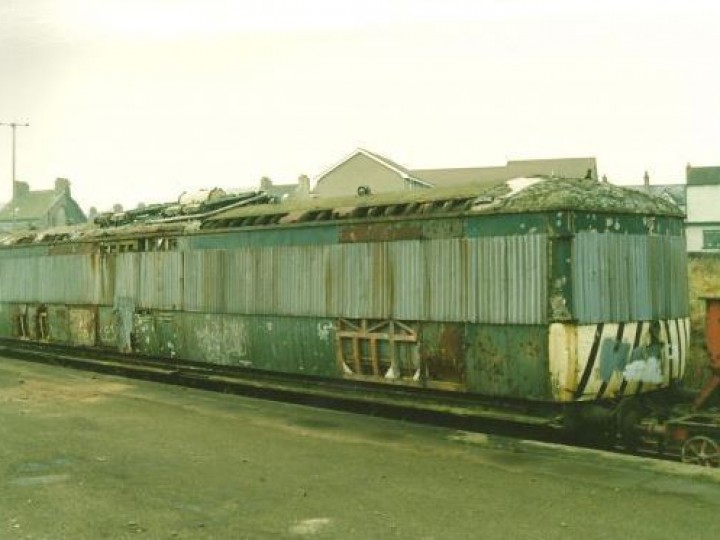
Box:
[687,166,720,186]
[411,157,598,186]
[624,184,686,212]
[0,190,62,221]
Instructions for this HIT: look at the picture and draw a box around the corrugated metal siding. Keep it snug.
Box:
[39,255,101,304]
[113,253,140,305]
[138,252,183,310]
[184,250,225,313]
[573,232,689,323]
[275,246,328,316]
[391,240,425,320]
[0,254,100,304]
[0,256,40,302]
[325,243,391,319]
[506,235,547,324]
[426,239,467,321]
[468,235,547,324]
[0,233,550,324]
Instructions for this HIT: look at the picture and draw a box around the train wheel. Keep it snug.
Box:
[681,436,720,467]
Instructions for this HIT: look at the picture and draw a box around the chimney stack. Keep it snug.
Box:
[55,177,71,196]
[298,174,310,194]
[643,170,650,188]
[260,176,272,191]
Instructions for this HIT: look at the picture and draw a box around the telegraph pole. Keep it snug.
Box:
[0,121,30,209]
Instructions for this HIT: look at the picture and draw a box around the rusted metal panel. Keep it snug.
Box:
[340,222,423,243]
[573,232,689,323]
[339,219,464,244]
[422,219,464,240]
[465,324,551,400]
[419,322,466,389]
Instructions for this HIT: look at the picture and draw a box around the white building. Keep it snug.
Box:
[686,165,720,253]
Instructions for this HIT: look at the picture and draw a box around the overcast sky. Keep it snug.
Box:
[1,0,718,211]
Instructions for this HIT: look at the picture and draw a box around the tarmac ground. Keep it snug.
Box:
[1,355,719,540]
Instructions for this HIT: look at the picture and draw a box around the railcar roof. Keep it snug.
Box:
[0,177,683,247]
[204,176,683,226]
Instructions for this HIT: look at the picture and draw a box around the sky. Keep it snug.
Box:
[0,0,719,211]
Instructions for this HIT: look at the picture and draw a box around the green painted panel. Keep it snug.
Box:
[133,313,159,355]
[183,225,338,250]
[0,303,13,337]
[465,213,550,237]
[243,316,338,377]
[465,324,551,400]
[47,305,70,344]
[0,246,49,259]
[339,218,465,243]
[176,313,337,376]
[156,314,183,358]
[572,213,685,236]
[549,236,573,321]
[97,306,117,347]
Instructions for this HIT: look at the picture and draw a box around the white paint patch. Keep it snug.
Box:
[505,177,544,196]
[317,321,333,341]
[289,518,332,536]
[623,356,663,384]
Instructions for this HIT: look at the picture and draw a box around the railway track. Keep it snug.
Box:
[1,339,717,468]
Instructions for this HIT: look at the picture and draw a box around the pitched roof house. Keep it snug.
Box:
[412,157,598,187]
[313,149,432,197]
[0,178,87,231]
[686,165,720,252]
[312,148,597,197]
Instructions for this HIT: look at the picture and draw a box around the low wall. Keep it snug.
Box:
[686,253,720,389]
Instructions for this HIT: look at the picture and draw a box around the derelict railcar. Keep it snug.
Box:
[0,177,689,406]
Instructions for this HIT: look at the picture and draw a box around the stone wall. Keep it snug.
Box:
[685,253,720,388]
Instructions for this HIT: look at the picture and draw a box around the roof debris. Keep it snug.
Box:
[0,177,684,247]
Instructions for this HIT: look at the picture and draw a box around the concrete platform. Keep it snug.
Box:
[1,356,719,540]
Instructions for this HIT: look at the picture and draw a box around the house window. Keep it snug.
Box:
[703,230,720,249]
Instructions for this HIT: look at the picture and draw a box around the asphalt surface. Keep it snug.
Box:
[1,355,719,540]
